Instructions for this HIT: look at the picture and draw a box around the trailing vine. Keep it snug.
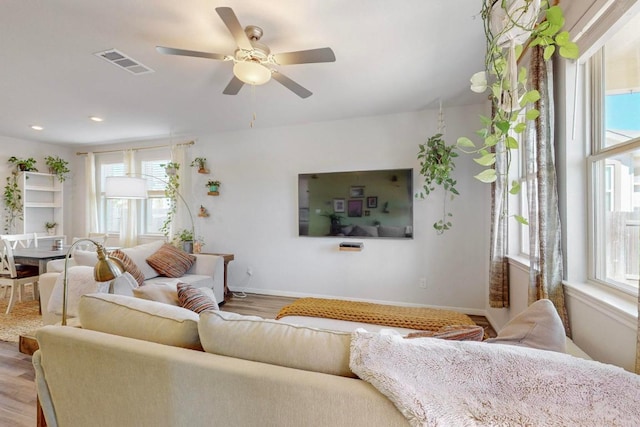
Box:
[159,163,180,237]
[416,133,459,234]
[457,0,578,224]
[3,171,23,233]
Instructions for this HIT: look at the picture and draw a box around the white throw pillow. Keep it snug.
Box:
[47,266,109,317]
[72,249,99,266]
[198,311,355,377]
[120,240,164,280]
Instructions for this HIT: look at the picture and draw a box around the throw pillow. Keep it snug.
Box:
[177,282,219,313]
[47,266,109,317]
[72,249,98,266]
[405,325,485,341]
[120,240,165,280]
[110,249,145,286]
[146,244,196,278]
[133,283,180,306]
[198,310,355,377]
[485,299,567,353]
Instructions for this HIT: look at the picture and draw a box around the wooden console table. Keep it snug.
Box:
[203,253,234,300]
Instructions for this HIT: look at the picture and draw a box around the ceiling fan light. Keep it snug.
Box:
[233,61,271,85]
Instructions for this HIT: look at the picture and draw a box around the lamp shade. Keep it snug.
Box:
[233,61,271,85]
[105,176,148,199]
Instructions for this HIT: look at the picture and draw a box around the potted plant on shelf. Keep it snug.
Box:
[321,212,344,236]
[8,156,38,172]
[190,157,209,174]
[44,155,70,182]
[206,180,221,193]
[45,221,57,235]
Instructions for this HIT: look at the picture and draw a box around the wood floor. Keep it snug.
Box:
[0,293,495,427]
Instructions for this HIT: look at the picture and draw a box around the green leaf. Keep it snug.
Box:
[526,109,540,121]
[514,44,524,60]
[496,120,510,134]
[546,6,565,27]
[559,42,580,59]
[543,45,556,60]
[474,168,497,183]
[514,215,529,225]
[513,122,527,133]
[509,180,521,195]
[555,31,570,46]
[457,137,476,148]
[485,134,498,147]
[474,153,496,166]
[479,115,492,126]
[521,90,541,105]
[476,128,489,138]
[506,136,519,149]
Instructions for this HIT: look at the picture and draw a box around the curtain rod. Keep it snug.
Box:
[76,140,195,156]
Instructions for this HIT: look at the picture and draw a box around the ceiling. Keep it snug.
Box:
[0,0,486,146]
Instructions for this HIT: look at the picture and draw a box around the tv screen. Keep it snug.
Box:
[298,168,413,239]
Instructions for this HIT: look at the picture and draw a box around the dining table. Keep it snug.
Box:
[13,247,68,275]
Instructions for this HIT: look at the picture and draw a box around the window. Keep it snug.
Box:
[95,150,172,237]
[589,12,640,293]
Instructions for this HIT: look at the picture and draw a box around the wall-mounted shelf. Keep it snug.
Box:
[207,191,219,196]
[339,242,363,252]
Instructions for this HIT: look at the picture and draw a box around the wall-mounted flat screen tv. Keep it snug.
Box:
[298,168,413,239]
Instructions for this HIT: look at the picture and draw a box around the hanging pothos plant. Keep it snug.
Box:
[3,171,23,233]
[456,0,578,224]
[159,163,180,237]
[416,133,459,234]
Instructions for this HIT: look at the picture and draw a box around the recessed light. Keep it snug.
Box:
[89,116,104,122]
[30,125,44,131]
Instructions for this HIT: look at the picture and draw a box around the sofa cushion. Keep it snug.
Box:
[110,249,145,286]
[121,240,164,280]
[47,266,108,317]
[177,282,219,313]
[146,244,196,278]
[133,283,180,306]
[378,225,406,238]
[78,293,202,350]
[486,299,566,353]
[199,311,355,377]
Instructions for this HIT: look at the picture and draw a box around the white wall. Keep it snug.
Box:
[70,105,491,313]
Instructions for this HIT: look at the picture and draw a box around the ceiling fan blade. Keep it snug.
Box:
[156,46,226,61]
[222,76,245,95]
[273,47,336,65]
[215,7,253,51]
[272,71,312,98]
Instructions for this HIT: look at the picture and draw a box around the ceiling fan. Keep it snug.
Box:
[156,7,336,99]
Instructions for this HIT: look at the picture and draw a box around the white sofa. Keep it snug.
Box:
[32,294,639,427]
[39,240,224,325]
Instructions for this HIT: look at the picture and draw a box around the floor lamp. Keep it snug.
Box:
[104,174,195,245]
[62,238,125,325]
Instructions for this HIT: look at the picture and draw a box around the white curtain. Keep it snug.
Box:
[170,144,193,239]
[121,150,138,247]
[84,152,99,234]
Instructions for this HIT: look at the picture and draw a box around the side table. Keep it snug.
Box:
[203,253,234,301]
[19,331,47,427]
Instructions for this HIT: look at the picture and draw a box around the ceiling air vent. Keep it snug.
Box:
[94,49,154,75]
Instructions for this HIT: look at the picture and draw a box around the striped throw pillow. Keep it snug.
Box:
[146,244,196,278]
[177,283,218,313]
[405,324,485,341]
[110,249,145,286]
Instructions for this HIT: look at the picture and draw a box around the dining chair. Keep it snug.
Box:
[72,233,108,250]
[0,232,39,249]
[0,238,40,314]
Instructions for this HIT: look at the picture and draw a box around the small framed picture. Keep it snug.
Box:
[350,186,365,198]
[333,198,345,213]
[364,210,370,216]
[367,196,378,208]
[348,199,363,217]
